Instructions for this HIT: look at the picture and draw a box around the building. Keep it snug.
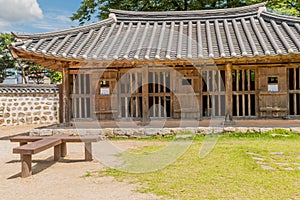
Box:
[9,3,300,125]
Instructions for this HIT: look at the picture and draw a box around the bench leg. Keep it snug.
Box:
[19,142,28,160]
[61,142,67,157]
[21,154,32,178]
[20,142,27,146]
[84,142,92,161]
[54,145,61,161]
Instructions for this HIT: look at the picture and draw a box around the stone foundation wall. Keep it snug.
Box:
[29,126,300,138]
[0,84,59,126]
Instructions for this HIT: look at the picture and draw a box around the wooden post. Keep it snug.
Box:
[61,142,67,157]
[142,64,149,123]
[84,142,93,161]
[62,64,70,125]
[21,154,32,178]
[225,62,233,122]
[54,144,61,161]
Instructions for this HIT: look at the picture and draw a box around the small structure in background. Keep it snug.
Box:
[2,68,22,84]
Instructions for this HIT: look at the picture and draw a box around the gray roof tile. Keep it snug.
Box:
[11,3,300,61]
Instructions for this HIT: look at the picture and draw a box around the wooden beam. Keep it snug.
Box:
[142,64,149,123]
[225,62,233,122]
[62,64,71,125]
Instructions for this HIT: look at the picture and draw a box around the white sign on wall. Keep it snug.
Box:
[100,88,110,95]
[268,84,278,92]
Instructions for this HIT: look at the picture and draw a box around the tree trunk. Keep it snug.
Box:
[184,0,188,10]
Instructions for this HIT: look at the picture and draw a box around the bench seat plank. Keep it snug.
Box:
[13,138,62,155]
[10,136,43,143]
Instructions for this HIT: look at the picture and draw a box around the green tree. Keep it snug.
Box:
[246,0,300,16]
[23,62,62,84]
[0,33,16,83]
[71,0,300,25]
[0,33,62,84]
[47,70,62,84]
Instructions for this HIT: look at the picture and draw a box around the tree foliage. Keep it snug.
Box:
[47,70,62,84]
[71,0,300,25]
[0,33,16,83]
[267,0,300,16]
[0,33,62,84]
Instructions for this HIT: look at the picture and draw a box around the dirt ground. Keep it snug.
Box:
[0,125,160,200]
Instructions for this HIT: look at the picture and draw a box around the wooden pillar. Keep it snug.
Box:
[62,64,70,125]
[142,64,149,123]
[84,142,93,161]
[21,154,32,178]
[225,62,233,122]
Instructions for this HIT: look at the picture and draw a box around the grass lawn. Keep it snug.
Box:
[98,130,300,199]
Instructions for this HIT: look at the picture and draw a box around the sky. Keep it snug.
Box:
[0,0,83,34]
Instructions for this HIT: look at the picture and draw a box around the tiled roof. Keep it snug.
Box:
[10,3,300,61]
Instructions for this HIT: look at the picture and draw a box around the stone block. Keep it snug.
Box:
[291,128,300,134]
[103,129,114,138]
[235,127,249,133]
[18,113,25,117]
[144,128,160,136]
[260,128,273,133]
[26,117,33,124]
[248,127,261,133]
[223,127,236,133]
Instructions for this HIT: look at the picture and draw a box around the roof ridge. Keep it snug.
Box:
[13,18,114,40]
[109,2,266,18]
[261,11,300,23]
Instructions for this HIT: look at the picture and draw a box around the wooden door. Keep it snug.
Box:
[94,70,118,120]
[258,67,288,118]
[173,69,202,119]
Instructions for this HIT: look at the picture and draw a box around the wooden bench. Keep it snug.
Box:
[10,134,101,178]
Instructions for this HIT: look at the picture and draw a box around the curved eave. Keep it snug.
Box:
[12,48,300,64]
[12,18,114,40]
